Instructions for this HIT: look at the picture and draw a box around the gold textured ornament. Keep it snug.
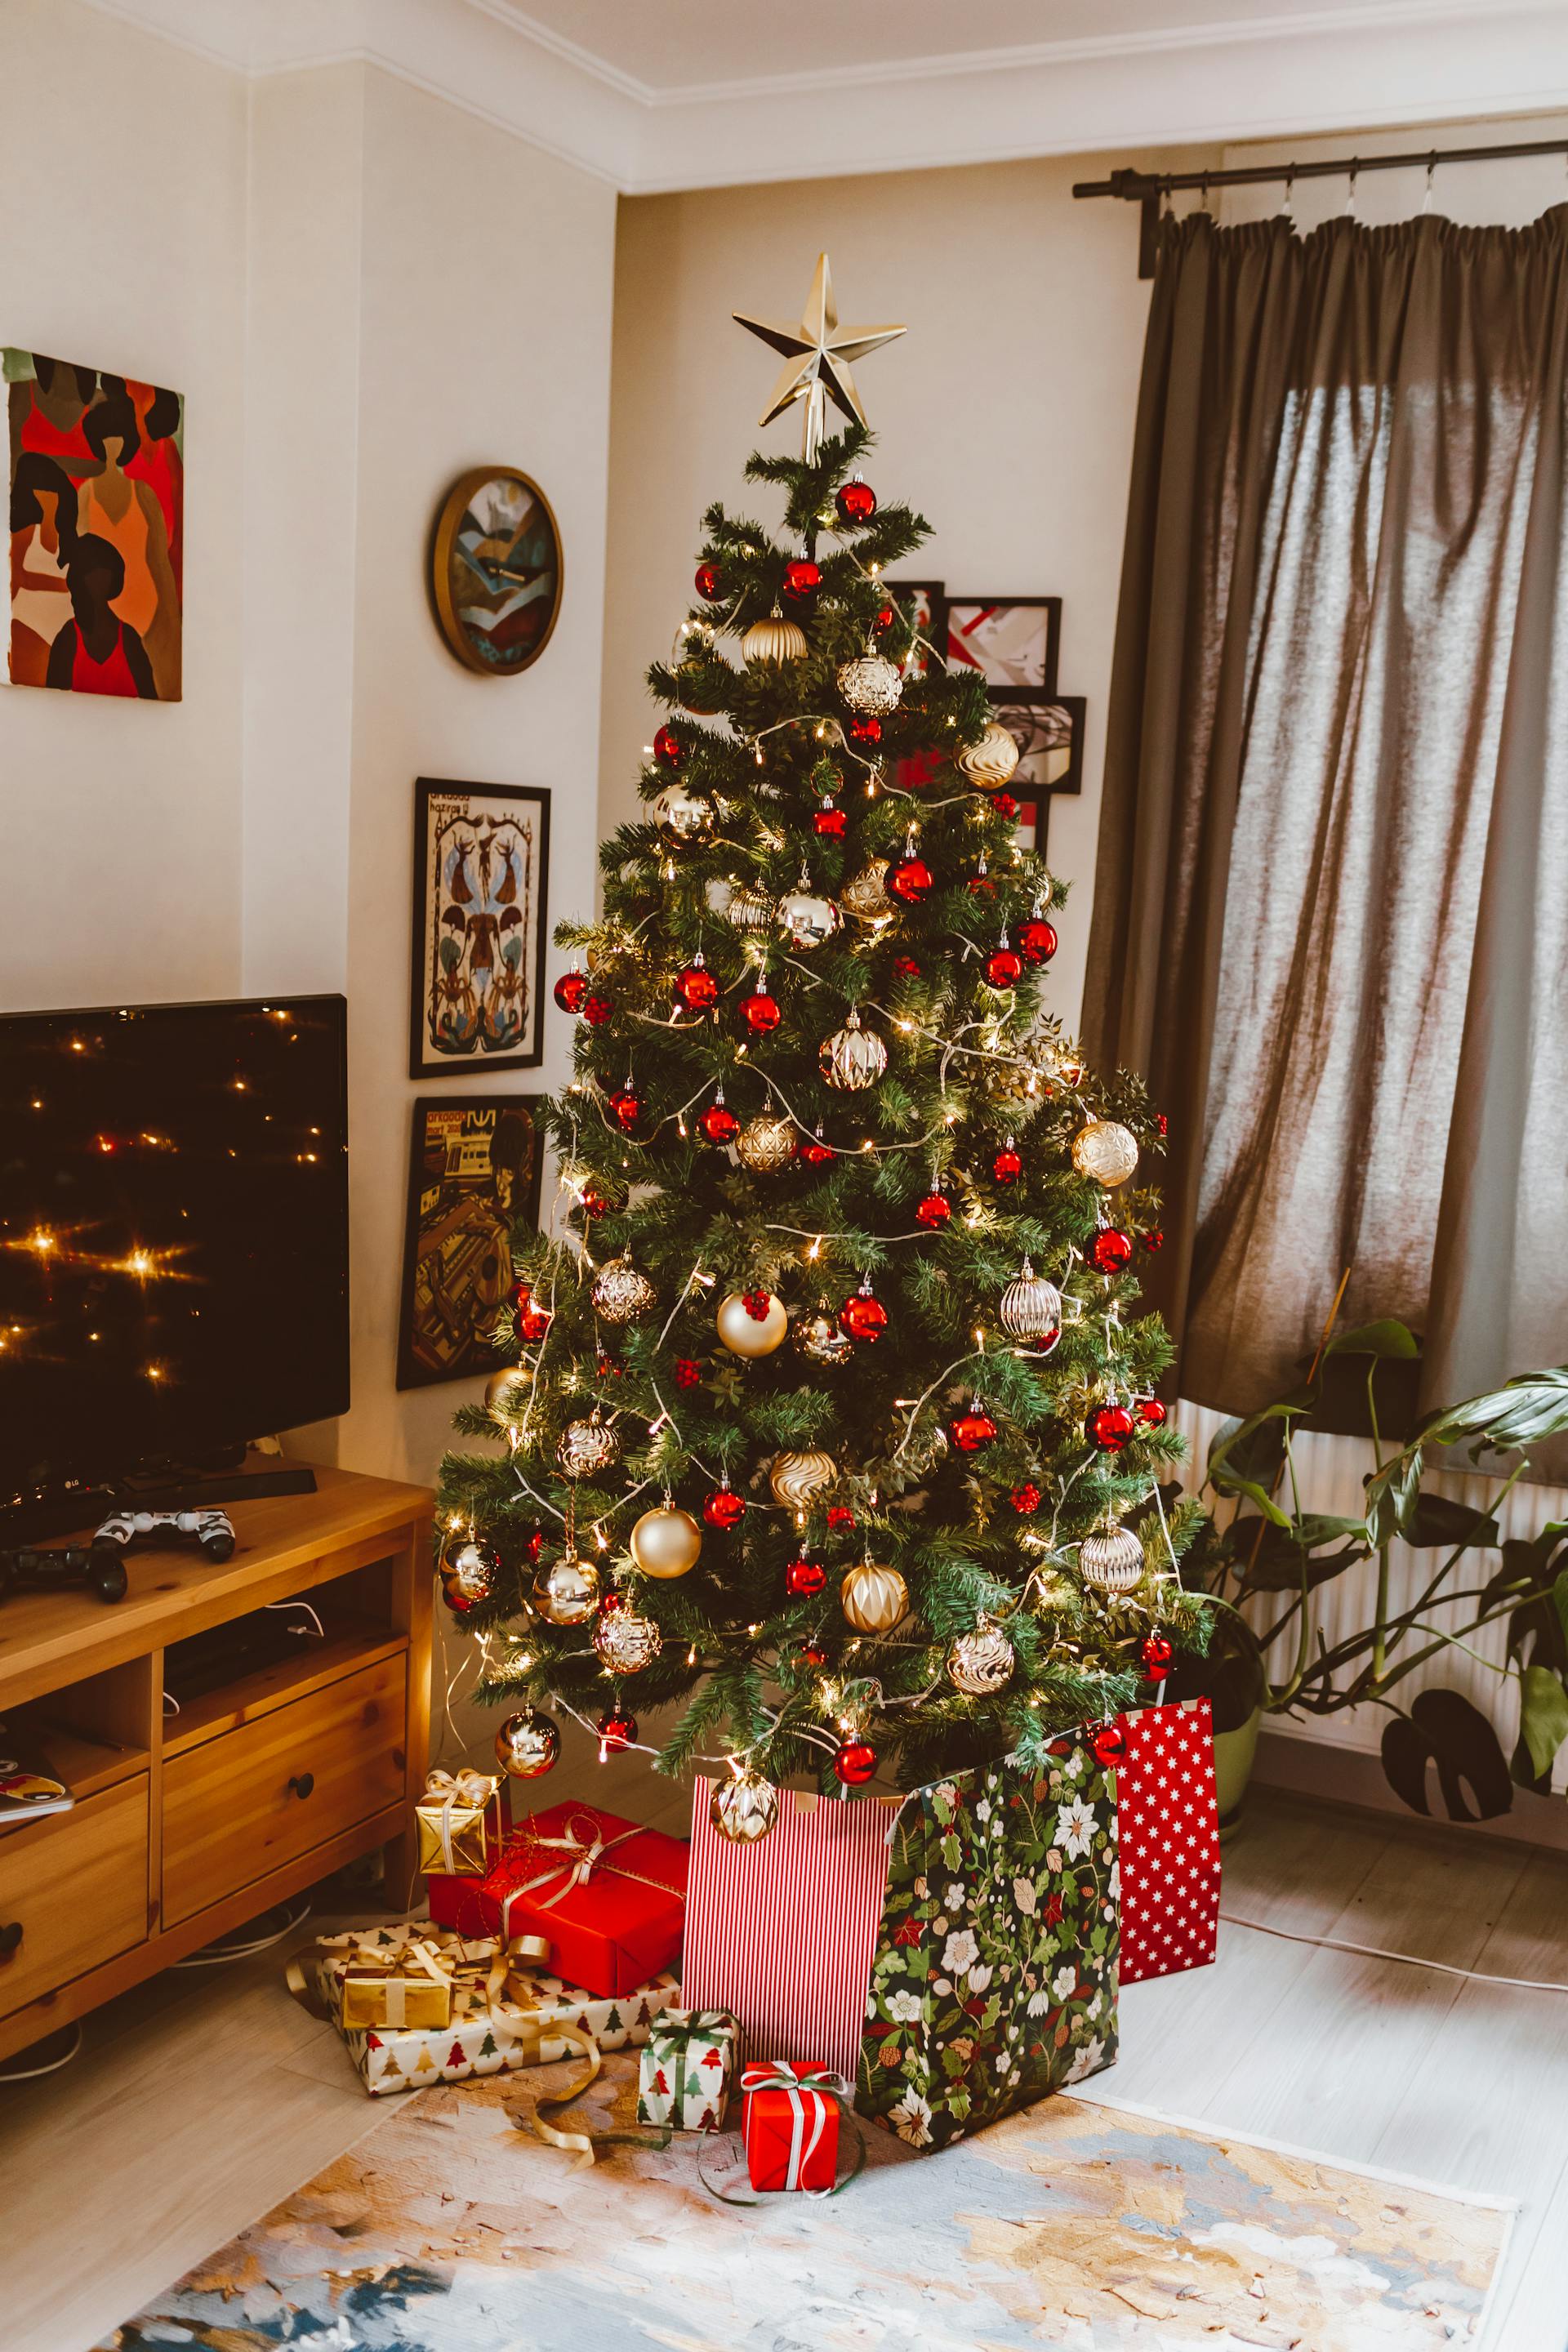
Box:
[958,720,1022,789]
[532,1551,600,1625]
[840,1559,909,1634]
[592,1253,657,1324]
[775,885,840,950]
[593,1604,663,1673]
[710,1767,779,1844]
[716,1289,789,1356]
[555,1410,621,1481]
[742,612,809,666]
[650,782,713,845]
[839,860,892,923]
[792,1303,854,1366]
[494,1708,561,1779]
[733,251,906,463]
[836,650,903,716]
[630,1503,703,1579]
[725,883,777,933]
[768,1449,837,1509]
[999,1261,1062,1343]
[947,1615,1016,1695]
[736,1112,798,1174]
[820,1007,888,1091]
[1071,1120,1140,1187]
[1079,1524,1145,1594]
[484,1363,534,1422]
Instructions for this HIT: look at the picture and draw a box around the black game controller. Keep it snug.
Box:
[92,1508,237,1563]
[0,1544,129,1605]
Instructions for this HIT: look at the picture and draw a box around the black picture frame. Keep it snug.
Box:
[996,695,1085,864]
[884,577,947,678]
[946,597,1062,697]
[409,777,550,1079]
[396,1092,546,1390]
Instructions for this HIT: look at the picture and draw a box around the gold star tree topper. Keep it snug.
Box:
[733,253,906,463]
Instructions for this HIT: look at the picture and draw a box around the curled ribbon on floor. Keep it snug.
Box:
[513,2028,671,2167]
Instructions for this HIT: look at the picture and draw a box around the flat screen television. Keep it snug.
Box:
[0,994,350,1519]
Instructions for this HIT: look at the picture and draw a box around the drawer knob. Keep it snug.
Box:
[0,1921,21,1964]
[287,1771,315,1801]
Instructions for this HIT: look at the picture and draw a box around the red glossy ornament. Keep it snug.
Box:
[1018,916,1058,964]
[968,860,996,897]
[893,954,922,978]
[674,1356,702,1388]
[993,1140,1023,1183]
[526,1529,546,1564]
[834,1735,878,1787]
[813,798,846,838]
[1138,1397,1168,1429]
[597,1706,638,1754]
[610,1086,642,1134]
[519,1305,551,1343]
[889,854,933,903]
[839,1281,889,1343]
[1140,1633,1175,1679]
[510,1276,532,1311]
[653,724,683,768]
[699,1097,739,1145]
[694,562,722,600]
[1089,1229,1134,1275]
[875,604,895,630]
[786,1552,826,1597]
[1010,1482,1041,1515]
[674,960,719,1012]
[599,1589,625,1615]
[581,994,615,1027]
[951,1403,999,1453]
[797,1639,829,1668]
[742,991,782,1036]
[1089,1405,1135,1453]
[703,1485,746,1530]
[782,558,821,600]
[597,1352,625,1379]
[580,1183,610,1220]
[835,479,877,523]
[849,716,882,744]
[554,969,587,1014]
[826,1504,856,1529]
[1143,1228,1165,1254]
[1091,1722,1128,1766]
[915,1189,951,1229]
[986,939,1024,988]
[800,1125,834,1166]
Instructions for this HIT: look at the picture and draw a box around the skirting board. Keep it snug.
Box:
[1254,1723,1568,1855]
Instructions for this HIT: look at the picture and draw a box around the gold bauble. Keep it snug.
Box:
[840,860,892,923]
[736,1113,798,1174]
[444,1539,499,1604]
[649,782,713,845]
[630,1504,703,1579]
[1079,1525,1145,1593]
[555,1410,621,1481]
[593,1605,663,1673]
[742,613,809,666]
[835,651,902,716]
[957,720,1021,788]
[999,1262,1062,1343]
[1071,1120,1140,1187]
[840,1561,909,1634]
[768,1449,837,1510]
[484,1363,534,1422]
[591,1253,657,1324]
[775,888,841,950]
[947,1615,1016,1695]
[532,1551,600,1625]
[715,1290,789,1356]
[710,1768,779,1844]
[792,1305,854,1366]
[725,883,777,933]
[820,1008,888,1092]
[495,1708,560,1779]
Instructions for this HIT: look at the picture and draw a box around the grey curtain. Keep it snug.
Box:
[1082,206,1568,1432]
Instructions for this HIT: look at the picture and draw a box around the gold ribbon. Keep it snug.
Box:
[498,1809,686,1939]
[288,1922,554,2028]
[514,2025,673,2167]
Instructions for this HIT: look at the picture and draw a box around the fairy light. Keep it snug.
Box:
[807,1235,822,1260]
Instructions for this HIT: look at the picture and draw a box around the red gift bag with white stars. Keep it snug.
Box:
[1112,1697,1221,1984]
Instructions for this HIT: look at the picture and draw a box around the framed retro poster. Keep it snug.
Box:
[396,1094,545,1388]
[410,777,550,1077]
[946,597,1062,697]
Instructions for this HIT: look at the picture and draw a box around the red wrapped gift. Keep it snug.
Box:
[1112,1697,1222,1984]
[425,1802,688,2001]
[741,2060,844,2192]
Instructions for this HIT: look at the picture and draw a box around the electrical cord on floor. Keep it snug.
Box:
[172,1901,312,1967]
[0,2021,83,2081]
[1220,1910,1568,1993]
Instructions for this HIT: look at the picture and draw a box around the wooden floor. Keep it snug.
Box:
[4,1758,1568,2352]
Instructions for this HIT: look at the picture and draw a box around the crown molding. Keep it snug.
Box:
[73,0,1568,194]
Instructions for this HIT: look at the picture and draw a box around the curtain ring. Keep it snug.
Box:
[1422,153,1437,216]
[1343,158,1359,219]
[1282,167,1297,225]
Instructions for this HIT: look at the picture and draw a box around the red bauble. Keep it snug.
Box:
[1138,1397,1168,1429]
[554,969,587,1014]
[653,724,683,768]
[511,1276,532,1311]
[992,1142,1022,1183]
[596,1351,624,1377]
[875,604,896,630]
[519,1306,552,1342]
[674,1356,702,1388]
[526,1528,546,1563]
[839,1285,889,1343]
[835,479,877,523]
[834,1736,878,1787]
[694,562,722,600]
[703,1486,746,1530]
[699,1098,740,1145]
[1010,1482,1041,1515]
[813,798,846,838]
[800,1125,834,1165]
[1140,1633,1175,1679]
[915,1189,951,1229]
[597,1706,638,1753]
[1089,1229,1134,1275]
[1018,916,1058,965]
[1089,1405,1135,1453]
[986,943,1023,988]
[1091,1722,1128,1766]
[610,1087,643,1134]
[991,791,1018,821]
[440,1579,476,1615]
[581,994,615,1027]
[741,991,782,1035]
[893,955,922,978]
[674,961,719,1012]
[580,1184,610,1220]
[797,1639,829,1668]
[786,1553,826,1597]
[1143,1228,1165,1254]
[782,558,821,600]
[849,716,882,744]
[826,1504,856,1529]
[951,1404,999,1454]
[889,854,933,903]
[968,866,996,898]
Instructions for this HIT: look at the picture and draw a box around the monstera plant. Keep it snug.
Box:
[1180,1324,1568,1822]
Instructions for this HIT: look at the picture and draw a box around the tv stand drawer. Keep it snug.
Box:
[162,1652,408,1927]
[0,1777,149,2023]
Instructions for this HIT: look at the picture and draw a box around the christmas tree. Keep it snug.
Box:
[436,256,1210,1825]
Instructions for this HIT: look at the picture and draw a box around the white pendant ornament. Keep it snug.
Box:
[840,860,892,923]
[629,1503,703,1579]
[840,1559,909,1634]
[1071,1120,1140,1187]
[555,1410,621,1481]
[1079,1523,1145,1593]
[820,1007,888,1091]
[836,649,903,717]
[775,884,841,950]
[999,1260,1062,1345]
[532,1552,600,1625]
[736,1112,798,1174]
[495,1708,560,1779]
[792,1303,854,1366]
[591,1254,657,1325]
[957,719,1021,788]
[768,1449,837,1510]
[947,1615,1016,1695]
[742,611,809,666]
[593,1603,663,1673]
[710,1767,779,1844]
[716,1289,790,1356]
[650,783,713,845]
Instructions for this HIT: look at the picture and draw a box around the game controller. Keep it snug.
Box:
[92,1508,237,1563]
[0,1544,129,1605]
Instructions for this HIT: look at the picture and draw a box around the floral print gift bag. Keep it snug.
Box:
[856,1741,1119,2151]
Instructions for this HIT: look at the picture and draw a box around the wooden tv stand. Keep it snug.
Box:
[0,1465,433,2065]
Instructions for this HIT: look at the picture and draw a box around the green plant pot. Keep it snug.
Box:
[1213,1702,1263,1838]
[1165,1606,1268,1834]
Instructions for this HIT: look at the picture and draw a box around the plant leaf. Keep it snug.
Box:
[1520,1665,1568,1782]
[1325,1318,1421,1360]
[1379,1689,1513,1820]
[1400,1494,1501,1550]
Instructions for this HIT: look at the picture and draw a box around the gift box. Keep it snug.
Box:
[741,2061,844,2192]
[1111,1697,1222,1984]
[635,2007,737,2132]
[416,1766,504,1878]
[338,1931,457,2031]
[427,1802,688,2000]
[292,1919,679,2097]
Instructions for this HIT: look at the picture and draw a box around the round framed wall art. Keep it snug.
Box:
[430,466,563,675]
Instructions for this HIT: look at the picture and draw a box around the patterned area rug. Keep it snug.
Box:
[100,2057,1511,2351]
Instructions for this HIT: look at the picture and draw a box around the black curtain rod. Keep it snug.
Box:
[1073,136,1568,279]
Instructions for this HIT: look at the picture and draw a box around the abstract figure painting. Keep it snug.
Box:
[397,1095,544,1388]
[429,466,562,676]
[410,778,550,1077]
[946,596,1061,696]
[4,347,182,699]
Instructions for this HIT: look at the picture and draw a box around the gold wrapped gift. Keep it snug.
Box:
[338,1938,455,2031]
[416,1766,503,1878]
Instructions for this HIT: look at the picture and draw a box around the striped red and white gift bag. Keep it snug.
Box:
[681,1783,901,2082]
[1113,1696,1222,1984]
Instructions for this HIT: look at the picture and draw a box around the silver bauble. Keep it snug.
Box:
[840,860,892,923]
[593,1605,663,1673]
[591,1254,657,1324]
[716,1289,790,1356]
[445,1539,499,1604]
[555,1410,621,1480]
[947,1616,1016,1695]
[484,1363,534,1422]
[650,782,713,846]
[776,888,841,951]
[495,1708,560,1779]
[724,883,777,933]
[820,1008,889,1092]
[792,1305,855,1366]
[840,1561,909,1634]
[736,1113,798,1174]
[710,1768,779,1844]
[836,651,903,716]
[999,1261,1062,1344]
[532,1551,600,1625]
[742,613,808,666]
[629,1503,703,1579]
[768,1449,837,1510]
[1079,1525,1146,1593]
[1071,1120,1140,1187]
[957,720,1021,788]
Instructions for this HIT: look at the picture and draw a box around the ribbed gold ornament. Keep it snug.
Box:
[768,1449,837,1509]
[840,1560,909,1633]
[629,1503,703,1579]
[947,1615,1016,1695]
[742,612,808,666]
[999,1261,1062,1343]
[957,720,1021,788]
[715,1290,790,1356]
[725,884,777,933]
[1071,1120,1140,1187]
[1078,1524,1145,1593]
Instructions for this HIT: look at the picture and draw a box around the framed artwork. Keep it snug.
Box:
[430,466,562,676]
[992,695,1084,796]
[885,577,947,679]
[4,346,183,699]
[947,598,1061,697]
[397,1094,544,1389]
[410,778,550,1077]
